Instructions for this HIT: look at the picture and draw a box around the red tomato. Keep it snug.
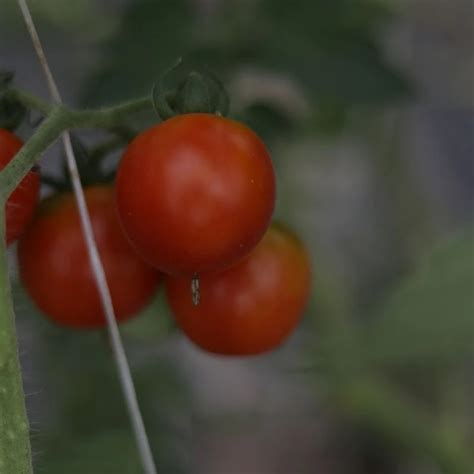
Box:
[18,186,160,328]
[115,113,276,276]
[166,223,312,355]
[0,129,40,246]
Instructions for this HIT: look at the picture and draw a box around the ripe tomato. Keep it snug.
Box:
[18,185,160,328]
[166,223,312,355]
[0,129,40,246]
[115,113,276,276]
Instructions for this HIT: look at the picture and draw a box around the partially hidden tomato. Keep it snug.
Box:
[115,113,276,276]
[0,129,40,246]
[18,185,160,328]
[166,223,312,355]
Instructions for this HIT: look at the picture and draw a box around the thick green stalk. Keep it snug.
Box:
[3,88,151,130]
[5,88,52,116]
[0,90,154,474]
[0,94,153,199]
[0,207,33,474]
[0,106,66,198]
[71,96,151,129]
[0,90,153,474]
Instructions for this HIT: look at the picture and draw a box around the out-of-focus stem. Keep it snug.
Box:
[0,207,33,474]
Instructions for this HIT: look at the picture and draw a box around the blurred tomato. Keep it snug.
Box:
[0,129,40,246]
[166,223,311,355]
[18,185,160,328]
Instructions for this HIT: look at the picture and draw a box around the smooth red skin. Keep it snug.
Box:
[18,186,160,329]
[166,224,312,355]
[116,113,276,276]
[0,129,40,246]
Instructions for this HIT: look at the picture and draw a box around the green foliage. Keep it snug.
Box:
[254,0,410,104]
[306,231,474,472]
[81,0,410,136]
[334,378,473,474]
[39,432,143,474]
[236,102,297,142]
[121,291,176,342]
[366,230,474,368]
[82,0,195,106]
[0,0,117,38]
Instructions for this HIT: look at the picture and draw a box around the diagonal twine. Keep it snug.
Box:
[16,1,157,472]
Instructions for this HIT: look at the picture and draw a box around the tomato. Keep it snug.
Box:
[165,223,312,355]
[0,129,40,246]
[18,185,160,328]
[115,113,276,276]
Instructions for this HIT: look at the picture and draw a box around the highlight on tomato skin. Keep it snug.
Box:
[17,185,161,329]
[165,222,312,356]
[115,112,276,276]
[0,129,41,246]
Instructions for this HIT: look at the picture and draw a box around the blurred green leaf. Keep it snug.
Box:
[236,102,296,142]
[38,431,143,474]
[121,291,176,342]
[29,327,190,473]
[81,0,195,106]
[366,230,474,367]
[82,0,411,119]
[310,102,348,135]
[0,0,115,38]
[253,0,411,105]
[334,378,473,474]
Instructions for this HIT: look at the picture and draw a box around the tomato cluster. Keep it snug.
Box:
[7,113,311,355]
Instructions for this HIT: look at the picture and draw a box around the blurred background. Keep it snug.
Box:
[1,0,473,472]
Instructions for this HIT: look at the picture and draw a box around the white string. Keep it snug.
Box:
[16,2,157,473]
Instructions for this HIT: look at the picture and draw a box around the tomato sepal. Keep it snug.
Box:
[152,59,230,120]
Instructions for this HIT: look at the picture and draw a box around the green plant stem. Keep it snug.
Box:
[333,378,473,474]
[0,92,153,198]
[65,96,152,129]
[0,89,154,474]
[316,295,472,473]
[5,88,151,127]
[0,208,33,474]
[0,106,67,198]
[5,87,52,116]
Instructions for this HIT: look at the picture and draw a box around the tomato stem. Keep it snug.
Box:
[0,207,33,474]
[9,3,159,473]
[0,106,66,199]
[0,94,155,199]
[4,87,52,116]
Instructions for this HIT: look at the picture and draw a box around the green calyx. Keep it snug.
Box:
[152,59,230,120]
